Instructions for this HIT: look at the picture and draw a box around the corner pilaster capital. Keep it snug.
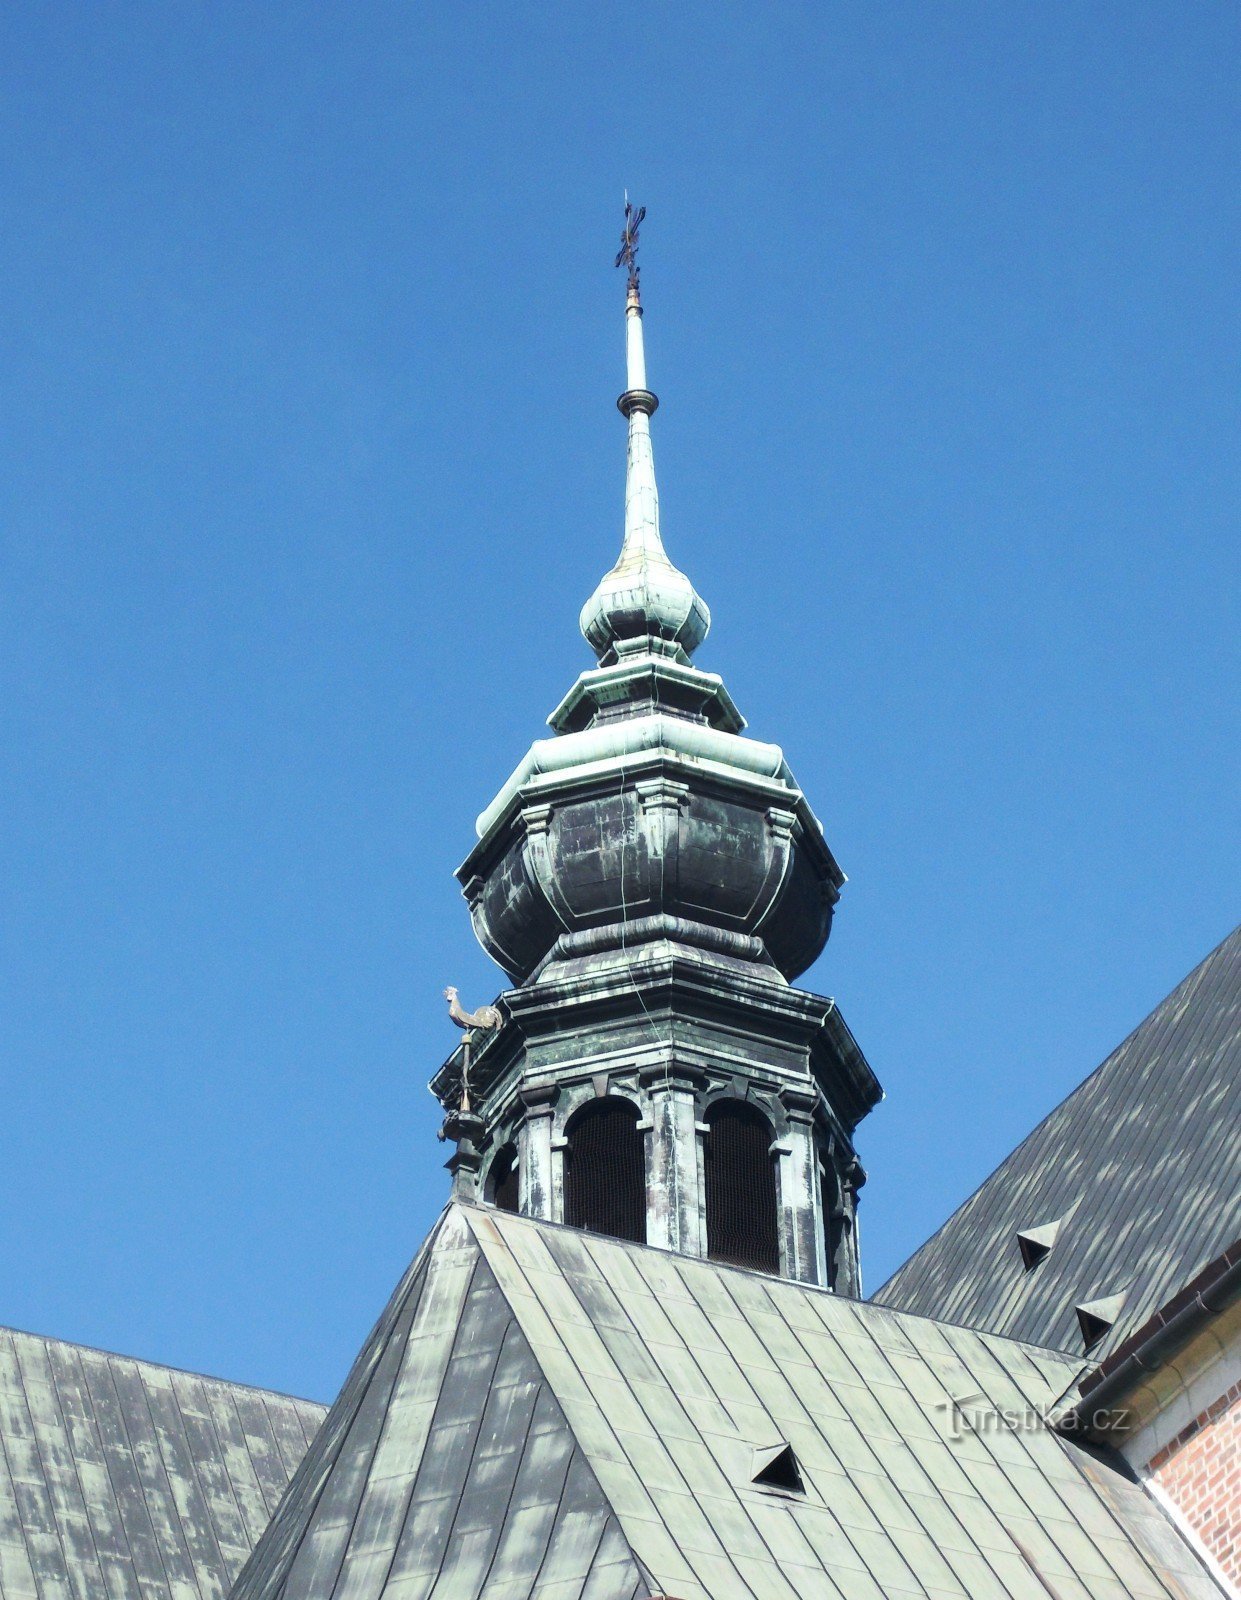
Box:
[519,1080,560,1117]
[520,803,555,838]
[780,1084,819,1124]
[764,805,797,840]
[635,776,691,814]
[445,1144,483,1176]
[843,1155,868,1196]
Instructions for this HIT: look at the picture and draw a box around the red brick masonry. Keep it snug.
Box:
[1148,1381,1241,1588]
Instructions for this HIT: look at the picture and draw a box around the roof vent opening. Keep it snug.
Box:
[1016,1217,1063,1272]
[1075,1290,1127,1353]
[751,1442,804,1494]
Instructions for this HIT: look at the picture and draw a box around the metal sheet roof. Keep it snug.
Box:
[230,1205,1223,1600]
[229,1215,645,1600]
[0,1323,324,1600]
[875,925,1241,1362]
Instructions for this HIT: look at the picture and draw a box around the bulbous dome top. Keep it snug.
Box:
[579,509,710,661]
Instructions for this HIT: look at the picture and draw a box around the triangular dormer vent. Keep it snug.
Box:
[1075,1289,1127,1352]
[1016,1216,1064,1271]
[751,1442,804,1493]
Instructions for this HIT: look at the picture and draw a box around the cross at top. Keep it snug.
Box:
[614,196,646,294]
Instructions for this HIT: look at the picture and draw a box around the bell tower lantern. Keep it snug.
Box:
[433,206,881,1292]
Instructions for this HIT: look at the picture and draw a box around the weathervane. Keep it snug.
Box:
[441,985,501,1117]
[615,194,646,296]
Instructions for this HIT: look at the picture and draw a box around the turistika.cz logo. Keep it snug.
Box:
[936,1391,1130,1441]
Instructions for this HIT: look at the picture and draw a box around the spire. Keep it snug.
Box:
[580,201,710,664]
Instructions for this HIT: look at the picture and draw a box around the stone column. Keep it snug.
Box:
[641,1063,706,1256]
[778,1086,827,1286]
[518,1081,558,1221]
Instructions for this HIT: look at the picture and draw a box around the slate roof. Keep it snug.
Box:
[230,1203,1223,1600]
[0,1322,325,1600]
[876,924,1241,1363]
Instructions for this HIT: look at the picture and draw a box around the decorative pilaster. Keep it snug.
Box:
[522,802,575,930]
[779,1086,827,1286]
[641,1064,707,1255]
[636,776,689,894]
[833,1157,866,1297]
[519,1082,558,1220]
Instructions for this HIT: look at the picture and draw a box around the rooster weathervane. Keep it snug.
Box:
[439,986,501,1130]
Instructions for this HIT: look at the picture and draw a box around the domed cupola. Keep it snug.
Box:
[433,205,880,1294]
[457,214,843,990]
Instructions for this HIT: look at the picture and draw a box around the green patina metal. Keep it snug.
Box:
[432,237,872,1296]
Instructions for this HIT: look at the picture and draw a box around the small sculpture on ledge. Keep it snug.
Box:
[443,985,502,1033]
[437,988,501,1196]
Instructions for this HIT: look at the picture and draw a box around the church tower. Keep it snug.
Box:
[224,214,1224,1600]
[434,207,880,1292]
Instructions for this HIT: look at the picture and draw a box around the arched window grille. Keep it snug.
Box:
[704,1101,779,1274]
[564,1099,646,1244]
[487,1143,519,1213]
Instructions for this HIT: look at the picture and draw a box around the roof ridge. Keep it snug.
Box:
[0,1318,325,1408]
[456,1201,1088,1371]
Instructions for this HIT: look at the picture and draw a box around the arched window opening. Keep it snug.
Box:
[564,1099,646,1243]
[487,1143,519,1213]
[705,1101,779,1274]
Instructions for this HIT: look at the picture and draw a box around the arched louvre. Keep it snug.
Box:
[488,1144,519,1213]
[705,1101,780,1273]
[564,1100,646,1243]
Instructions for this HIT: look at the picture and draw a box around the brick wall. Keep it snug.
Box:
[1147,1380,1241,1588]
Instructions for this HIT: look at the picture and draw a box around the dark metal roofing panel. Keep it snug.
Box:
[875,925,1241,1361]
[228,1209,645,1600]
[464,1205,1224,1600]
[0,1323,324,1600]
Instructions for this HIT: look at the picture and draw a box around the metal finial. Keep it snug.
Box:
[614,195,646,296]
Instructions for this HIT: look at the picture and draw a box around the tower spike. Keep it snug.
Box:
[580,201,710,665]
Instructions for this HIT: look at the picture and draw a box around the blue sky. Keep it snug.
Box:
[1,3,1237,1402]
